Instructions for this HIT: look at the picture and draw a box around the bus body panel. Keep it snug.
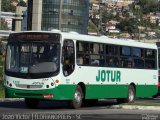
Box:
[64,65,158,99]
[5,85,76,100]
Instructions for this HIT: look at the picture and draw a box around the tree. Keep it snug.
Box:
[137,0,160,14]
[116,18,139,34]
[17,0,27,7]
[1,0,18,12]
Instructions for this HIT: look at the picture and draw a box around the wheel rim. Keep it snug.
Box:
[129,88,134,102]
[74,90,82,105]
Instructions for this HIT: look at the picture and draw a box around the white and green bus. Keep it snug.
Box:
[4,30,158,108]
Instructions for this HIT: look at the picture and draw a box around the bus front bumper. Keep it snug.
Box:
[5,85,76,100]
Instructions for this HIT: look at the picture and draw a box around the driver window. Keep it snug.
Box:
[63,39,75,76]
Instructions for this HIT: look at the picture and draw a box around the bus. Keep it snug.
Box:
[154,47,160,97]
[4,30,158,109]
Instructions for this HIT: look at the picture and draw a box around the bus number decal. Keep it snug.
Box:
[96,70,121,82]
[13,81,20,84]
[32,82,44,86]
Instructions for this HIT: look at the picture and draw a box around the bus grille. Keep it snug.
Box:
[15,84,43,89]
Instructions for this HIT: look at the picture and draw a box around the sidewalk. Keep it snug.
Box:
[110,104,160,111]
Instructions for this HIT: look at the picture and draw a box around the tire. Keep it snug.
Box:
[127,85,135,102]
[25,98,39,109]
[117,85,135,103]
[70,85,84,109]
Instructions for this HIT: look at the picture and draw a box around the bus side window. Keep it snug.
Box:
[63,40,75,76]
[77,55,83,65]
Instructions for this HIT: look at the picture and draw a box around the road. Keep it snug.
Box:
[0,99,160,120]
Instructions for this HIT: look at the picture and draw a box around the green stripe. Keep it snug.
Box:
[136,85,158,97]
[85,85,157,99]
[85,85,128,99]
[5,85,76,100]
[5,84,158,100]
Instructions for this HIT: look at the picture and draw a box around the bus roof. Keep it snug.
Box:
[61,32,157,50]
[11,31,157,50]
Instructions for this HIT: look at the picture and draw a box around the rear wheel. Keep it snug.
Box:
[70,85,83,109]
[127,85,135,102]
[25,98,39,109]
[117,85,135,103]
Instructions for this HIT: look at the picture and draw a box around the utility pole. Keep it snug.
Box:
[136,5,141,41]
[98,0,102,35]
[98,0,105,36]
[58,0,62,30]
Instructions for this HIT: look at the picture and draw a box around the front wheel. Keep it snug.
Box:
[70,85,83,109]
[25,98,39,109]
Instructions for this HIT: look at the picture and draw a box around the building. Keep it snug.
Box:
[27,0,89,34]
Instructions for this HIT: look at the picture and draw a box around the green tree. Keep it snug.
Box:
[137,0,160,14]
[116,18,139,34]
[1,0,18,12]
[17,0,27,7]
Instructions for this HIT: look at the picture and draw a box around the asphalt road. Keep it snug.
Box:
[0,99,160,120]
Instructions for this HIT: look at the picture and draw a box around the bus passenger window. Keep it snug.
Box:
[77,55,83,65]
[133,59,144,69]
[83,55,89,65]
[91,59,99,66]
[90,55,100,66]
[109,59,115,67]
[63,40,75,76]
[120,57,133,68]
[106,57,118,67]
[145,60,155,69]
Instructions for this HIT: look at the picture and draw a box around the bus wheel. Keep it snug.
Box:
[117,85,135,103]
[70,85,83,109]
[25,98,39,109]
[127,85,135,102]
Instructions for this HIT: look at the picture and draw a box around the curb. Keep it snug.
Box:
[111,105,160,111]
[0,98,24,102]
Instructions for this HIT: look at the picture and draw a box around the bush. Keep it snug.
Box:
[0,41,7,56]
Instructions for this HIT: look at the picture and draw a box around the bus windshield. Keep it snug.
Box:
[5,33,60,78]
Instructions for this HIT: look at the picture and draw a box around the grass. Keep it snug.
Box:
[0,55,3,66]
[0,55,4,80]
[0,55,4,98]
[0,81,4,98]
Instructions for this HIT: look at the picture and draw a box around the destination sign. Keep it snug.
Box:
[17,34,49,40]
[9,32,60,43]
